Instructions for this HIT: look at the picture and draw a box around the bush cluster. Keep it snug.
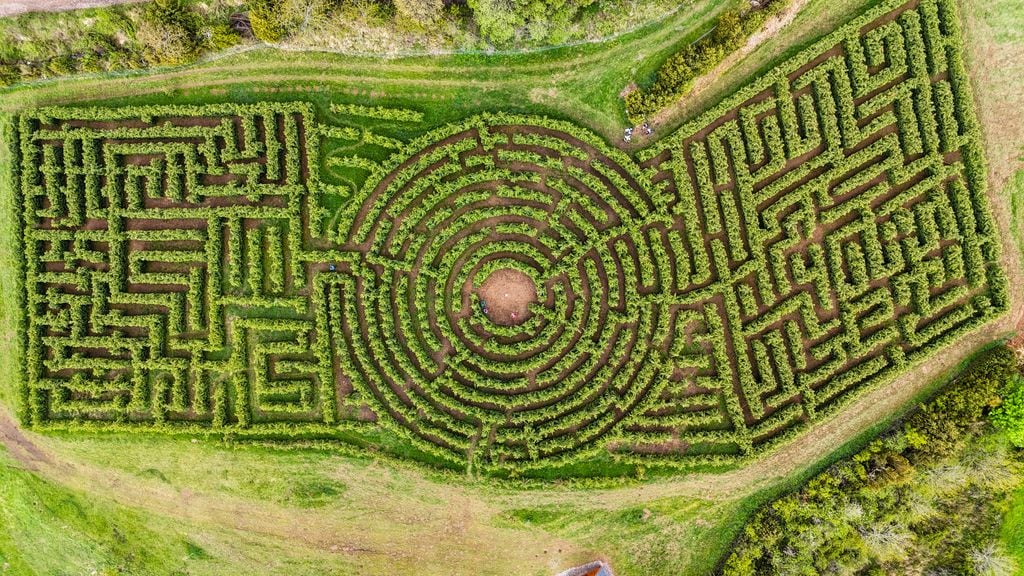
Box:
[721,346,1022,575]
[625,0,788,123]
[0,0,242,87]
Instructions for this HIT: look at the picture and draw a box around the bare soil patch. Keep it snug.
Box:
[476,269,537,326]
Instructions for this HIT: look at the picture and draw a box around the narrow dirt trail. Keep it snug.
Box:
[0,0,141,17]
[626,0,812,145]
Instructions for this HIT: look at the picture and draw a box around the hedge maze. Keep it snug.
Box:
[17,102,342,428]
[13,0,1008,474]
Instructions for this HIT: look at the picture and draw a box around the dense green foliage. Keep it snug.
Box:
[0,0,689,87]
[721,346,1023,575]
[0,7,143,85]
[468,0,596,45]
[0,0,242,87]
[135,0,205,65]
[903,348,1018,460]
[625,0,787,122]
[993,374,1024,448]
[247,0,290,43]
[10,0,1007,478]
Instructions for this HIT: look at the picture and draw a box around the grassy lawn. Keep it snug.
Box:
[1003,487,1024,572]
[0,0,1021,572]
[979,0,1024,567]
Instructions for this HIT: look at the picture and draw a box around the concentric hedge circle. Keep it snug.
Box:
[338,115,666,466]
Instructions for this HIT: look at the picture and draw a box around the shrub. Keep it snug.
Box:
[248,0,289,42]
[202,22,243,52]
[135,0,203,65]
[991,374,1024,447]
[905,346,1018,460]
[394,0,444,26]
[625,1,787,123]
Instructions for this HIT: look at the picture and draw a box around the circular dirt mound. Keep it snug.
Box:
[337,115,665,468]
[477,268,537,326]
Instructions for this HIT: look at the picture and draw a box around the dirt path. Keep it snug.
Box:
[0,0,142,17]
[627,0,812,142]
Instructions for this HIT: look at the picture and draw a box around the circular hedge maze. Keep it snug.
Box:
[12,0,1010,475]
[333,117,672,466]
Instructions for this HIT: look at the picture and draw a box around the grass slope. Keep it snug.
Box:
[975,0,1024,567]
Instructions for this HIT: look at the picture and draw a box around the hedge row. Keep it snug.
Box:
[12,0,1009,478]
[625,0,789,123]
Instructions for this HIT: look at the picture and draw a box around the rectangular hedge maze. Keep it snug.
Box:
[9,0,1009,474]
[16,102,340,427]
[633,0,1008,456]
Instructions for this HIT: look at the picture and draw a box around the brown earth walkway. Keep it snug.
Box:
[0,0,142,17]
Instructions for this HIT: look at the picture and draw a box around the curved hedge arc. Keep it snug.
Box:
[12,0,1008,475]
[333,116,670,467]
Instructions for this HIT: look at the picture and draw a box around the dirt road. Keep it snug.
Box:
[0,0,142,18]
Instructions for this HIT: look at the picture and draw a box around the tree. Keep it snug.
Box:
[904,346,1017,460]
[135,0,201,65]
[248,0,333,42]
[468,0,593,46]
[468,0,521,45]
[394,0,444,26]
[248,0,288,42]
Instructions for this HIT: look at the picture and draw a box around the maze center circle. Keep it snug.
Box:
[341,114,662,464]
[476,268,537,326]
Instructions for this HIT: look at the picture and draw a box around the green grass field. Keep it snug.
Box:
[0,0,1021,572]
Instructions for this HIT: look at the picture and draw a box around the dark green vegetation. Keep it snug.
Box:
[0,0,243,87]
[624,0,788,123]
[11,0,1007,479]
[0,0,687,88]
[721,346,1023,575]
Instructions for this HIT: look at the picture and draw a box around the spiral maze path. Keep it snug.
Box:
[332,118,678,467]
[13,0,1009,474]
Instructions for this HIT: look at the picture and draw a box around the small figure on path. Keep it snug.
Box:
[328,264,337,272]
[642,122,653,135]
[623,127,633,143]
